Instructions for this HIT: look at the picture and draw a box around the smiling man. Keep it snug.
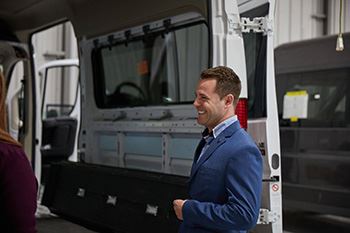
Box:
[173,66,263,233]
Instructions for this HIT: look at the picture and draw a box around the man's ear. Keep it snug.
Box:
[225,94,234,107]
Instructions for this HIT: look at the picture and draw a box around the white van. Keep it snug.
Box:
[0,0,282,232]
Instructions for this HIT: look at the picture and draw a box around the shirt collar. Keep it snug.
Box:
[202,115,237,139]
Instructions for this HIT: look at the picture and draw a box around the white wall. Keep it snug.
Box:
[274,0,350,48]
[327,0,350,34]
[274,0,326,47]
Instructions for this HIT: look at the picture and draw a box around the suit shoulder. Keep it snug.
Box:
[230,128,257,147]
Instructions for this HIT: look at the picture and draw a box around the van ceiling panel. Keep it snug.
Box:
[0,0,207,41]
[0,0,42,15]
[0,0,68,32]
[68,0,207,39]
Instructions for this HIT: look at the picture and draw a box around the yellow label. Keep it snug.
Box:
[290,117,298,122]
[286,90,308,96]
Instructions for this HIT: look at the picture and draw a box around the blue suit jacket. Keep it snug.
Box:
[180,121,263,233]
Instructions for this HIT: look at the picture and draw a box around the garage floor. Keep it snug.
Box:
[37,217,97,233]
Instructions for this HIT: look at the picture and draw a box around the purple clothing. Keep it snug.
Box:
[0,141,37,233]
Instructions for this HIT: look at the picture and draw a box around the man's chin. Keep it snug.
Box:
[196,117,206,126]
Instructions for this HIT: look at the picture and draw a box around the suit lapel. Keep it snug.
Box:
[189,120,242,183]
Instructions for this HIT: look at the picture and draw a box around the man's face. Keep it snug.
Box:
[193,79,227,131]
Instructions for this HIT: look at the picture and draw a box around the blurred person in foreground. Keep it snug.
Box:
[0,68,37,233]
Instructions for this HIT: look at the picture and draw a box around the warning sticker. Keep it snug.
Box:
[272,184,279,192]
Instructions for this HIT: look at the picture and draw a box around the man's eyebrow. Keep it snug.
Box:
[199,93,209,98]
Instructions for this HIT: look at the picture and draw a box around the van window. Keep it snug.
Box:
[244,33,266,118]
[41,65,79,119]
[277,68,350,127]
[93,22,208,108]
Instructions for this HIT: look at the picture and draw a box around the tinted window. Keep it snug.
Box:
[244,33,266,118]
[93,23,208,108]
[277,69,350,127]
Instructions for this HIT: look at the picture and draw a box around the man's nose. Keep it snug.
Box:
[193,98,200,107]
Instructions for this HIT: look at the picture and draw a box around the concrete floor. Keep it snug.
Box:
[37,217,97,233]
[36,212,350,233]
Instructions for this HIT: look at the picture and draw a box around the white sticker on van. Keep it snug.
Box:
[282,90,309,121]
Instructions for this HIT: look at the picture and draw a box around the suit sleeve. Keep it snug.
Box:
[182,145,262,231]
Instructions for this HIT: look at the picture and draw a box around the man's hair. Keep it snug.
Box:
[200,66,241,106]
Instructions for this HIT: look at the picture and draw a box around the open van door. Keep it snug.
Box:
[1,39,34,164]
[3,43,80,211]
[5,46,27,142]
[239,1,282,232]
[34,59,80,184]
